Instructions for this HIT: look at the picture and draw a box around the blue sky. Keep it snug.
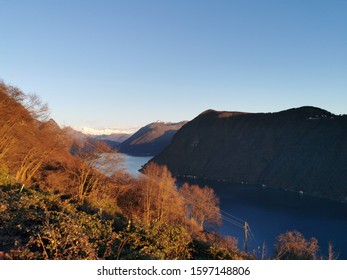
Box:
[1,0,346,130]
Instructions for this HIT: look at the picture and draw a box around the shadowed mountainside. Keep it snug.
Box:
[93,133,131,149]
[94,133,130,143]
[118,121,187,156]
[150,107,347,201]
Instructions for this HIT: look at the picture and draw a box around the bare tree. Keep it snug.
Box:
[274,230,319,260]
[64,144,123,202]
[15,148,50,184]
[125,163,186,226]
[328,241,338,260]
[5,84,50,121]
[179,183,222,229]
[0,84,21,161]
[66,160,101,202]
[0,122,15,162]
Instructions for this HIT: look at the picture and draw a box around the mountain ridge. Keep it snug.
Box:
[118,121,187,156]
[150,106,347,201]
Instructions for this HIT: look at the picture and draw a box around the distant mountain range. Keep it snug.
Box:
[150,106,347,202]
[118,121,188,156]
[69,127,135,149]
[94,133,131,143]
[74,127,138,136]
[65,122,187,156]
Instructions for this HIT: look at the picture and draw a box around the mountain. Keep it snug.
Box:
[38,118,61,132]
[69,128,132,150]
[63,126,89,141]
[63,126,112,154]
[118,121,188,156]
[94,133,130,143]
[150,107,347,201]
[75,127,137,136]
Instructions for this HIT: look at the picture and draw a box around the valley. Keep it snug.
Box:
[112,154,347,259]
[1,82,346,260]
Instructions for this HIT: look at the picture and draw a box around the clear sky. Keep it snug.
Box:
[1,0,346,131]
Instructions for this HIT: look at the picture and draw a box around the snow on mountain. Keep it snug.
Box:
[74,126,140,136]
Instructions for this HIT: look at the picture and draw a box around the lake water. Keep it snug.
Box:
[95,153,152,176]
[117,154,347,259]
[185,179,347,259]
[120,154,153,176]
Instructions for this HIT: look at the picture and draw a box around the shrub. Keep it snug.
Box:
[116,221,192,260]
[0,184,115,259]
[0,164,12,185]
[274,230,319,260]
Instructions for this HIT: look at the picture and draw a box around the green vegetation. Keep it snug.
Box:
[0,181,246,260]
[0,82,333,260]
[0,184,114,260]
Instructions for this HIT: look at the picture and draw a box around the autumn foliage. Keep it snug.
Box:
[274,230,319,260]
[0,82,330,260]
[179,182,222,229]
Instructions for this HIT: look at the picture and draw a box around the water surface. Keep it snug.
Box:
[184,179,347,259]
[105,154,347,259]
[121,154,153,176]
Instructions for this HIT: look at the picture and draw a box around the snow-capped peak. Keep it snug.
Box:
[74,126,139,136]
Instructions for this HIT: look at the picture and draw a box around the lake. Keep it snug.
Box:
[184,179,347,259]
[115,154,347,259]
[94,153,152,176]
[120,154,153,176]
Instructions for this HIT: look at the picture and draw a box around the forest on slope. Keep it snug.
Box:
[0,82,332,260]
[151,108,347,202]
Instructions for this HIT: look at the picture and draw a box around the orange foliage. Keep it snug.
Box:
[179,182,222,229]
[274,230,319,260]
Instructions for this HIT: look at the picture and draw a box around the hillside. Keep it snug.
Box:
[150,107,347,201]
[0,82,337,260]
[0,82,252,260]
[63,126,112,154]
[0,83,74,184]
[64,127,130,150]
[118,121,187,156]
